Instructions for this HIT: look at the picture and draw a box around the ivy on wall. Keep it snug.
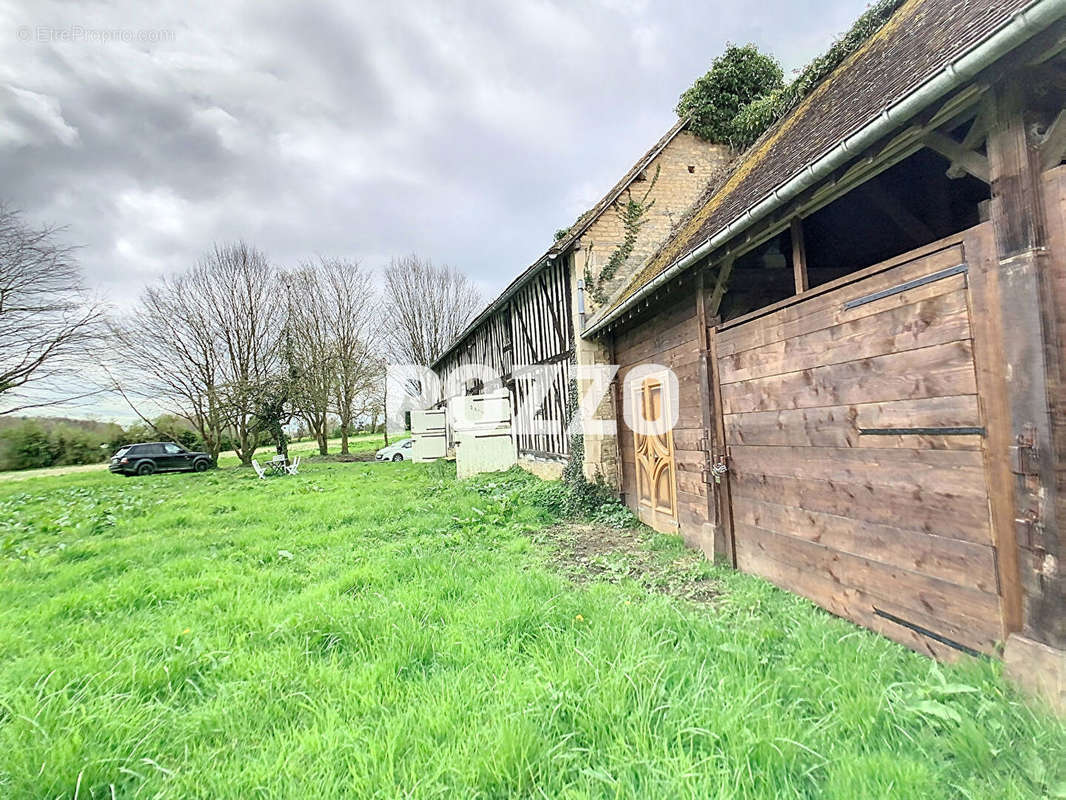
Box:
[584,165,661,306]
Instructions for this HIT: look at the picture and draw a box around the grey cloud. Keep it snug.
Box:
[1,0,871,311]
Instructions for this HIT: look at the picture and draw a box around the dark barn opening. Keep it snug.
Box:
[719,229,794,321]
[796,147,990,288]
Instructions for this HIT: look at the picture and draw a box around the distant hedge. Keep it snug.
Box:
[0,415,209,472]
[0,421,108,471]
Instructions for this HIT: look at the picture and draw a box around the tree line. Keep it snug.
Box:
[0,203,483,468]
[0,414,200,471]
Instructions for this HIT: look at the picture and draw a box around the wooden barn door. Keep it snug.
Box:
[712,227,1017,659]
[633,376,678,532]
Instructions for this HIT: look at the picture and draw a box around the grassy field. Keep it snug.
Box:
[1,451,1064,798]
[0,432,399,483]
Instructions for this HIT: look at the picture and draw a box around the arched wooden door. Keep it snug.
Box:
[633,376,678,531]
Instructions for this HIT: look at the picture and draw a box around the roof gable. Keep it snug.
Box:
[432,118,694,368]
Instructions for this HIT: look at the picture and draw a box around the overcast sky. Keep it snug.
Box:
[1,0,868,419]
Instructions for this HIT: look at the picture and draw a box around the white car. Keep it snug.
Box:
[375,439,413,462]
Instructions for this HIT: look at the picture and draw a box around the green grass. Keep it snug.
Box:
[1,457,1064,799]
[0,432,399,482]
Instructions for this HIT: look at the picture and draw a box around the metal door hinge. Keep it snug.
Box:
[1016,510,1046,551]
[1010,423,1040,475]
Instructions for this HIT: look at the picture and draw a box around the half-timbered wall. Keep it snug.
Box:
[510,258,574,458]
[437,309,512,397]
[436,257,574,460]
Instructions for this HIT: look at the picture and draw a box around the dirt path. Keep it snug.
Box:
[532,523,719,604]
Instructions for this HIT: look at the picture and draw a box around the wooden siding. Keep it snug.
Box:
[716,230,1007,658]
[615,279,714,545]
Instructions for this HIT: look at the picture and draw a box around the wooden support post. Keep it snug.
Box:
[964,225,1024,638]
[790,217,809,294]
[986,77,1066,647]
[706,325,736,568]
[695,270,730,563]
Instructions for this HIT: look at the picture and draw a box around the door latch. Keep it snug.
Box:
[710,460,729,484]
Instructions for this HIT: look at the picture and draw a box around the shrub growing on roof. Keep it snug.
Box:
[676,44,784,147]
[680,0,909,151]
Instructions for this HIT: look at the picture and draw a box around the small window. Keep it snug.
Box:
[114,447,131,458]
[403,440,412,448]
[163,444,182,454]
[140,444,164,455]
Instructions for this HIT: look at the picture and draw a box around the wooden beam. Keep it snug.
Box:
[1027,27,1066,66]
[865,182,938,244]
[790,217,809,294]
[695,271,727,560]
[945,97,994,178]
[962,225,1024,639]
[989,81,1047,256]
[986,77,1063,647]
[706,327,736,568]
[924,131,991,183]
[961,96,994,149]
[707,257,735,320]
[1041,108,1066,171]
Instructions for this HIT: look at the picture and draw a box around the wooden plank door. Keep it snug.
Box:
[633,376,678,531]
[713,231,1008,659]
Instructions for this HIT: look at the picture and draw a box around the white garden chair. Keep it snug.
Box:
[251,459,268,479]
[285,456,301,476]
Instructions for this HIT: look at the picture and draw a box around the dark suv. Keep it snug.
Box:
[109,442,214,476]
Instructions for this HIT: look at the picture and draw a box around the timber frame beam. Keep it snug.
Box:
[707,257,735,321]
[1041,108,1066,171]
[986,75,1065,647]
[923,130,991,183]
[790,217,809,294]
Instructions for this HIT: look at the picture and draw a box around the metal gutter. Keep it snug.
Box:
[583,0,1066,338]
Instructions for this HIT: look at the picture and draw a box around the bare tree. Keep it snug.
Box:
[110,270,226,459]
[0,204,103,414]
[284,258,383,455]
[322,259,381,454]
[382,255,482,369]
[111,242,282,465]
[284,264,336,455]
[199,243,283,465]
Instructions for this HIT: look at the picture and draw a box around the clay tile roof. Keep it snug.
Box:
[600,0,1038,321]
